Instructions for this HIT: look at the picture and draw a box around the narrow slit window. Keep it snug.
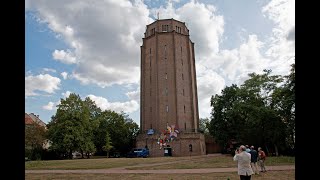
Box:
[164,45,167,57]
[149,49,152,67]
[165,73,168,79]
[184,105,186,113]
[166,105,169,112]
[182,73,184,80]
[183,89,184,96]
[185,122,186,130]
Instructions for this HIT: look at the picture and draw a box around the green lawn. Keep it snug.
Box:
[25,154,294,170]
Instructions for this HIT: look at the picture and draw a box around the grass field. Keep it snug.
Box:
[26,154,295,179]
[25,154,295,170]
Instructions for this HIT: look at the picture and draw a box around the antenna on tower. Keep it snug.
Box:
[157,12,160,20]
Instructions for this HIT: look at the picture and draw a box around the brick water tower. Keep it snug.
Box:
[136,18,206,157]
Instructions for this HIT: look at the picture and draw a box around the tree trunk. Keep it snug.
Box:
[291,131,295,149]
[69,149,73,159]
[264,145,269,156]
[274,144,279,156]
[81,150,84,159]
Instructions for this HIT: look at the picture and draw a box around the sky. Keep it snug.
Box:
[25,0,295,126]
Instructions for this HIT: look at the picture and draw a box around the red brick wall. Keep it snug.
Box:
[136,132,206,157]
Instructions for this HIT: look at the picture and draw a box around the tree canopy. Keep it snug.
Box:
[208,64,295,155]
[46,93,139,159]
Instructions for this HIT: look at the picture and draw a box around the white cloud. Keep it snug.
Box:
[262,0,295,33]
[195,33,268,117]
[87,94,139,114]
[70,65,140,88]
[61,72,68,80]
[25,74,61,96]
[42,102,55,110]
[52,49,77,64]
[262,0,295,74]
[62,91,72,98]
[196,69,225,119]
[43,68,56,73]
[26,0,152,87]
[126,88,140,102]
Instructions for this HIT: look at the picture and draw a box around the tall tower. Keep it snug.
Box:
[137,19,206,157]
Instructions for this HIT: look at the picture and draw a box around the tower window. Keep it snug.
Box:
[176,26,181,33]
[162,25,169,32]
[182,73,184,80]
[166,105,169,112]
[150,48,151,54]
[165,88,168,95]
[151,28,155,35]
[184,105,186,113]
[185,122,186,130]
[183,89,184,96]
[165,73,168,79]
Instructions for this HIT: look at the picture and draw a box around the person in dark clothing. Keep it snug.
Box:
[249,146,259,175]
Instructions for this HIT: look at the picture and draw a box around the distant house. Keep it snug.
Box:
[25,113,34,125]
[27,113,47,129]
[25,113,51,149]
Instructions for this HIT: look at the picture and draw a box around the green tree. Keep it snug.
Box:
[47,93,97,159]
[199,117,210,135]
[79,97,100,158]
[240,70,286,155]
[102,132,113,157]
[209,67,291,155]
[25,122,46,160]
[209,84,243,147]
[93,110,139,155]
[272,64,295,153]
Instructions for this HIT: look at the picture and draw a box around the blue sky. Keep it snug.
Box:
[25,0,295,126]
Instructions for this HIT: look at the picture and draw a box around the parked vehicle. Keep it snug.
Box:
[126,148,149,158]
[222,139,241,156]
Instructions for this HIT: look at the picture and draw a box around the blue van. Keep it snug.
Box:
[127,148,149,158]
